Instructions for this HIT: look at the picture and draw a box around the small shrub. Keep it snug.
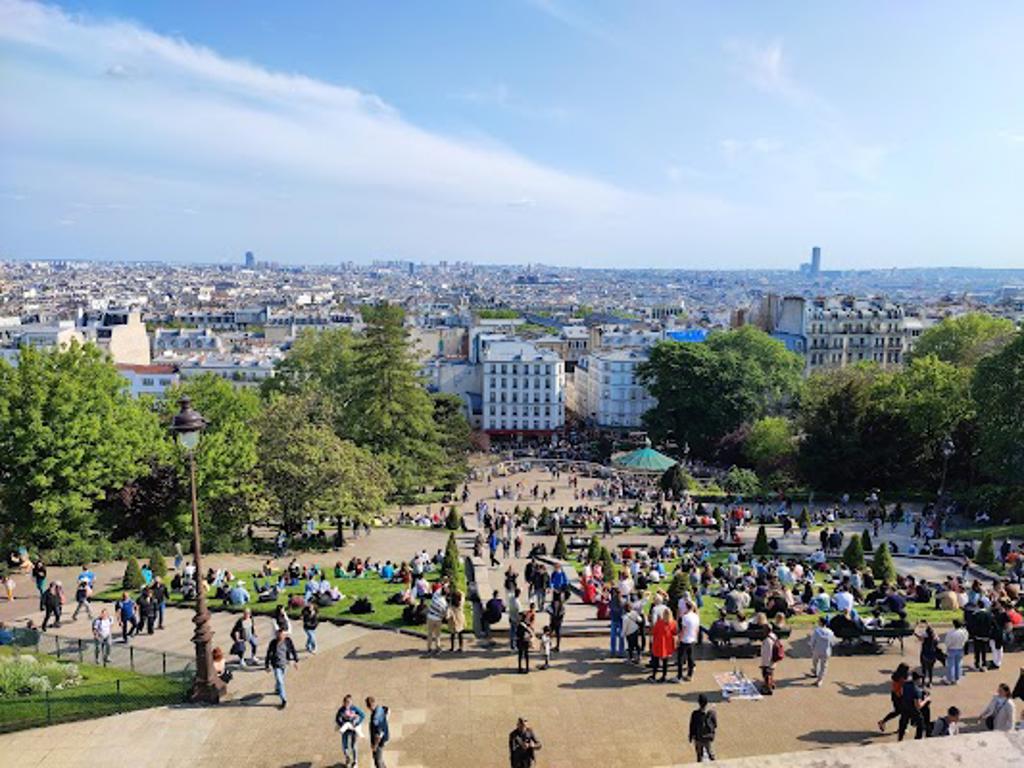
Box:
[860,529,873,553]
[842,536,865,570]
[872,542,897,583]
[752,525,770,556]
[976,532,996,566]
[148,546,168,581]
[122,557,144,590]
[445,507,462,531]
[553,531,568,559]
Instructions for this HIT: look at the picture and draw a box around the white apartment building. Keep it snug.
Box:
[116,363,180,398]
[177,355,277,389]
[758,295,920,373]
[481,341,564,437]
[79,309,151,365]
[152,327,223,355]
[0,320,85,365]
[573,349,656,429]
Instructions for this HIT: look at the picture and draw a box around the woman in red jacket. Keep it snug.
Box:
[648,611,677,683]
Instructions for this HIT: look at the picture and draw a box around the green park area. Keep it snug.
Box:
[0,648,188,733]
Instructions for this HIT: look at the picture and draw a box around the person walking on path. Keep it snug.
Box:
[448,589,467,652]
[609,590,625,658]
[32,560,47,611]
[366,696,390,768]
[688,693,717,762]
[878,663,910,732]
[426,585,448,655]
[71,576,94,622]
[944,619,969,685]
[897,671,929,741]
[138,586,157,635]
[302,602,319,655]
[91,608,113,665]
[335,693,366,766]
[547,591,565,653]
[231,608,259,665]
[758,618,782,695]
[517,608,535,673]
[676,601,700,682]
[509,717,541,768]
[648,610,677,683]
[808,616,837,687]
[41,581,62,631]
[979,683,1017,731]
[153,577,168,630]
[264,627,299,709]
[115,591,138,642]
[917,622,941,686]
[508,588,523,651]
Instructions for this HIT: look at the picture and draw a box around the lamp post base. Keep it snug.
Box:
[189,676,227,704]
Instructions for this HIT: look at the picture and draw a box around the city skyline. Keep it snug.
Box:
[2,0,1023,269]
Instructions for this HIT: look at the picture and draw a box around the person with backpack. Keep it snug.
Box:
[71,574,94,621]
[931,706,960,736]
[878,662,910,732]
[688,693,717,762]
[979,683,1017,731]
[758,614,782,695]
[897,670,929,741]
[366,696,390,768]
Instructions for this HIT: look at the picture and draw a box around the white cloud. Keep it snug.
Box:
[724,38,810,106]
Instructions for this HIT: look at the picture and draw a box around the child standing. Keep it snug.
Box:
[540,625,553,669]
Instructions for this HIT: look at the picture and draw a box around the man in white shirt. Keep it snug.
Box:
[676,602,701,682]
[92,608,113,665]
[943,619,969,684]
[833,587,855,615]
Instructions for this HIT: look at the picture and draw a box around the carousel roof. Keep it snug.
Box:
[612,440,677,473]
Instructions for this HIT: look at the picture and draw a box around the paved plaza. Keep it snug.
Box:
[1,467,1019,767]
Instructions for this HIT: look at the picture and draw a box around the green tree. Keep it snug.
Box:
[860,529,873,553]
[842,536,866,570]
[871,542,897,583]
[343,304,448,496]
[638,327,802,456]
[743,416,796,476]
[752,525,770,556]
[668,570,690,608]
[973,333,1024,485]
[261,327,355,400]
[431,393,472,490]
[798,507,811,529]
[445,506,462,531]
[0,343,168,550]
[163,375,267,541]
[722,467,760,497]
[148,546,168,581]
[600,546,617,583]
[976,532,996,566]
[258,394,392,534]
[910,313,1016,367]
[587,536,603,562]
[122,557,144,590]
[659,464,693,496]
[553,530,568,559]
[441,532,462,580]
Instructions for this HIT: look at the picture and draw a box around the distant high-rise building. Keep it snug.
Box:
[244,251,256,269]
[811,246,821,275]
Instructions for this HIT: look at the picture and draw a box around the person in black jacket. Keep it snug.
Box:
[41,582,62,631]
[137,587,158,635]
[688,694,717,762]
[264,628,299,709]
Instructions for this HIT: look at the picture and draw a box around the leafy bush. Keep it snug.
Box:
[660,464,693,496]
[976,532,996,566]
[752,525,770,556]
[445,506,462,531]
[872,542,897,583]
[441,533,461,580]
[0,655,81,697]
[148,546,168,581]
[722,467,760,497]
[553,531,568,559]
[798,507,811,529]
[667,571,690,608]
[860,529,873,553]
[587,536,603,562]
[122,557,144,590]
[599,546,617,584]
[842,536,865,570]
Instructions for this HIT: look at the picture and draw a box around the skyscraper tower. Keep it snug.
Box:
[810,246,821,276]
[244,250,256,269]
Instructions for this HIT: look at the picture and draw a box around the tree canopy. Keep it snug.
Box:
[973,332,1024,485]
[910,313,1016,367]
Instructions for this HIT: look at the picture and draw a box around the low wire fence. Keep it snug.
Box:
[1,628,193,733]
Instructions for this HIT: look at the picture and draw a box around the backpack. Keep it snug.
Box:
[770,637,785,663]
[698,710,716,740]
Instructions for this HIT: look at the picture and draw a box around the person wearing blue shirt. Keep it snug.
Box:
[366,696,390,768]
[115,592,138,642]
[550,564,568,594]
[381,561,395,582]
[228,583,250,606]
[335,694,366,766]
[140,565,153,585]
[0,622,13,646]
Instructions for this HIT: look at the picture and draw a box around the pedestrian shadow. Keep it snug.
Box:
[432,667,520,680]
[834,680,887,698]
[796,728,881,746]
[219,692,279,708]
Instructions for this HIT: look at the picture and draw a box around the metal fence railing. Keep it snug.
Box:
[1,628,193,733]
[9,627,195,678]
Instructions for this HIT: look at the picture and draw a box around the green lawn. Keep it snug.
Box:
[98,569,466,631]
[948,524,1024,542]
[0,648,187,733]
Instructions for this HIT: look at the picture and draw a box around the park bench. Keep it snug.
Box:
[650,524,671,536]
[705,623,792,656]
[560,522,587,534]
[567,536,590,551]
[833,624,913,655]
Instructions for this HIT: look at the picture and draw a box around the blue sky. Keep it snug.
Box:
[1,0,1022,268]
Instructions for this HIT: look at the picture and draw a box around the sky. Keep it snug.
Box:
[1,0,1022,269]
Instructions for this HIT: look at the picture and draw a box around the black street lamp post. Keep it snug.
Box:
[171,396,226,704]
[938,435,955,499]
